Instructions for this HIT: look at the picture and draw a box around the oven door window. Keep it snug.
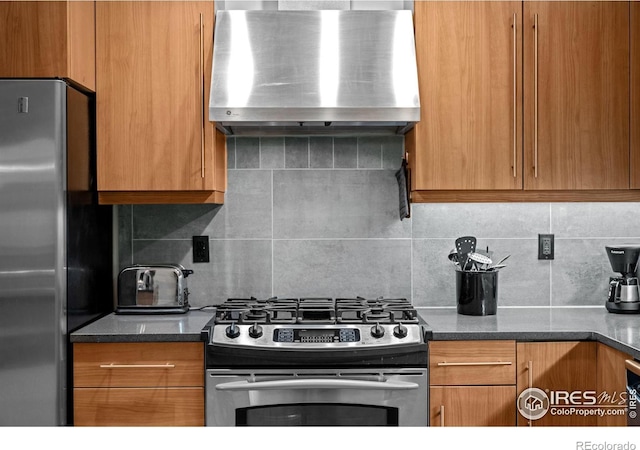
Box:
[236,403,399,426]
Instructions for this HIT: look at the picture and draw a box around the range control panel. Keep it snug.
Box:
[274,328,360,344]
[211,324,424,348]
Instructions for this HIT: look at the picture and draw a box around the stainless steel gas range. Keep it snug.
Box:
[201,297,430,426]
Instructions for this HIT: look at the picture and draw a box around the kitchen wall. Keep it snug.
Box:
[117,136,640,309]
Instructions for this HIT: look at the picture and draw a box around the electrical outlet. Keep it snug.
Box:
[192,235,210,263]
[538,234,554,260]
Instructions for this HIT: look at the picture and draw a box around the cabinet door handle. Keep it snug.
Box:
[626,359,640,376]
[533,13,539,179]
[436,361,512,367]
[527,360,533,427]
[99,363,176,369]
[512,13,517,178]
[199,13,206,179]
[440,405,445,427]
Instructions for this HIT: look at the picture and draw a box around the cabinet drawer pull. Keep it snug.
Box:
[99,363,176,369]
[512,12,517,178]
[440,405,445,427]
[436,361,512,367]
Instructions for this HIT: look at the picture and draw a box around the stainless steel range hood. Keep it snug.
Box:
[209,10,420,136]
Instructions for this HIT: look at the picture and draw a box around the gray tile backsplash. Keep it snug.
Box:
[117,136,640,309]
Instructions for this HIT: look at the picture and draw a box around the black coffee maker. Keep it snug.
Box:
[606,245,640,314]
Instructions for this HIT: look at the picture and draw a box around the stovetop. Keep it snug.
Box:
[211,297,420,325]
[202,297,429,368]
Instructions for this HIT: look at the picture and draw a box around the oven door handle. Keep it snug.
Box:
[215,378,420,391]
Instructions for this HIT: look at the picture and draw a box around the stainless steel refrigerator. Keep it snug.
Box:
[0,79,112,425]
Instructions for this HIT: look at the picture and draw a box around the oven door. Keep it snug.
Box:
[206,368,428,426]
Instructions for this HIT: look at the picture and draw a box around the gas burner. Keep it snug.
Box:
[335,297,419,324]
[214,297,298,324]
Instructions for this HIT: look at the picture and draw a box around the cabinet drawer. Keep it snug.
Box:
[74,387,204,426]
[430,340,516,386]
[74,342,203,388]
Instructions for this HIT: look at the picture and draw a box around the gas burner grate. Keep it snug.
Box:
[214,297,418,325]
[335,297,419,324]
[214,297,298,324]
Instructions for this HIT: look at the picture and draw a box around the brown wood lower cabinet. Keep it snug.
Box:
[516,341,597,426]
[429,340,517,426]
[73,342,204,426]
[74,388,204,426]
[596,343,629,427]
[430,386,516,426]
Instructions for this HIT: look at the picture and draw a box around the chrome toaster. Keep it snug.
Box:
[116,264,193,314]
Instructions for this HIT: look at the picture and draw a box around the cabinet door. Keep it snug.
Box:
[74,387,204,426]
[596,343,629,426]
[516,341,597,426]
[96,1,224,201]
[430,385,516,426]
[632,2,640,189]
[409,1,522,190]
[523,1,629,190]
[0,1,95,90]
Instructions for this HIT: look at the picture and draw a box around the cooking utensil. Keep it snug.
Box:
[448,249,460,269]
[468,252,492,271]
[455,236,477,271]
[493,254,510,266]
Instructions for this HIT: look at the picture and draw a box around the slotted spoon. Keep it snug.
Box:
[455,236,477,271]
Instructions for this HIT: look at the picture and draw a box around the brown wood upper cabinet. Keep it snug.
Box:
[96,1,226,204]
[408,1,523,191]
[523,1,629,190]
[409,1,631,199]
[631,1,640,189]
[0,1,96,91]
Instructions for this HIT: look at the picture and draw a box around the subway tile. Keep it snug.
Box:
[260,137,285,169]
[226,137,236,169]
[357,137,382,169]
[334,137,357,168]
[117,205,133,268]
[310,137,333,168]
[552,203,640,238]
[273,239,411,299]
[132,239,272,307]
[382,136,404,169]
[411,203,551,239]
[235,137,260,169]
[285,137,309,168]
[132,170,271,240]
[273,170,411,239]
[551,238,622,307]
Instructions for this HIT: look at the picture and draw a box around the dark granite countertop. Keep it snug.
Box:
[70,310,215,343]
[419,306,640,359]
[71,307,640,360]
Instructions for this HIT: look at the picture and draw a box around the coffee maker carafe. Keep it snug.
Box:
[606,245,640,314]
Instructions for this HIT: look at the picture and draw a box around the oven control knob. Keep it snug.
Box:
[225,322,241,339]
[393,323,408,339]
[249,322,263,339]
[370,322,385,339]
